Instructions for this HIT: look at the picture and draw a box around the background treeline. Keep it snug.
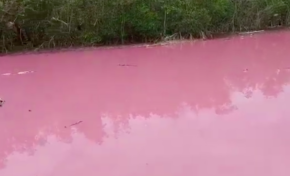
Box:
[0,0,289,53]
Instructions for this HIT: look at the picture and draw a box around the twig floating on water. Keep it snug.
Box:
[64,121,83,128]
[118,64,137,67]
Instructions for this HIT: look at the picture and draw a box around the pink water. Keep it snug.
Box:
[1,30,290,176]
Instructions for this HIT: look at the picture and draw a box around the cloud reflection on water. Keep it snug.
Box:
[2,87,290,176]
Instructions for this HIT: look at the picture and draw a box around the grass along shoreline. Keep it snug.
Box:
[1,0,290,53]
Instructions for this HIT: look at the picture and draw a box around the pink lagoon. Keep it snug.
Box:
[1,30,290,176]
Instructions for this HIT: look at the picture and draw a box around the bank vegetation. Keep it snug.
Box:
[0,0,290,53]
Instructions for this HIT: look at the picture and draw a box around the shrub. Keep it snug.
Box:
[1,0,290,53]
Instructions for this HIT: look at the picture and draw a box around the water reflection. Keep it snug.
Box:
[2,91,290,176]
[1,30,290,175]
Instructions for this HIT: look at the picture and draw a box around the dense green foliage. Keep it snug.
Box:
[0,0,290,52]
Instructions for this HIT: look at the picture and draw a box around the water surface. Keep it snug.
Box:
[1,30,290,176]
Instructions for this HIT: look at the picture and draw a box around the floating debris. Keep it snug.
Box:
[64,121,83,128]
[118,64,137,67]
[1,73,11,76]
[18,71,34,75]
[0,98,4,107]
[1,71,34,76]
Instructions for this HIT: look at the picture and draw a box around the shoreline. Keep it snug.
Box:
[1,27,289,57]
